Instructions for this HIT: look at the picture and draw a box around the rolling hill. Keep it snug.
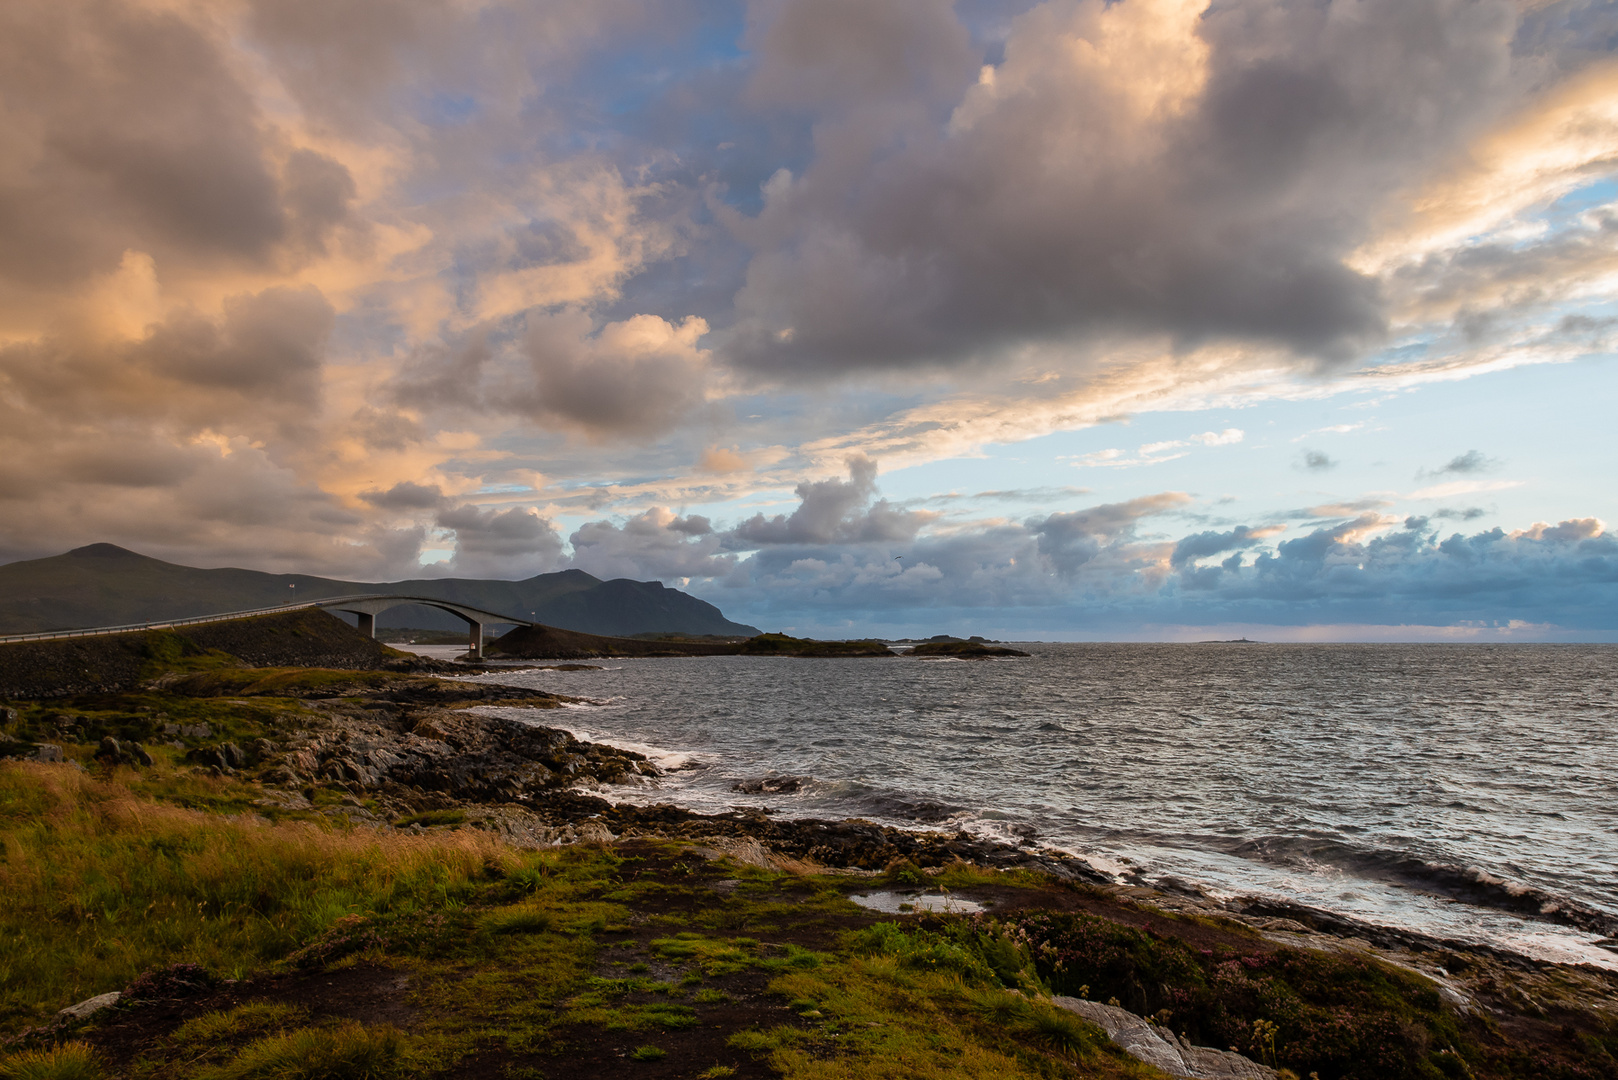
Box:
[0,544,761,638]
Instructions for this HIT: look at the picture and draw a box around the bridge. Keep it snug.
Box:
[0,594,538,660]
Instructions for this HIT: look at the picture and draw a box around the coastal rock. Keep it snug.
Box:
[187,746,231,772]
[57,991,121,1022]
[1052,997,1276,1079]
[26,742,64,763]
[95,736,152,767]
[733,774,811,795]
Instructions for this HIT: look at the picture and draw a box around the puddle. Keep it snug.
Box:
[849,890,986,915]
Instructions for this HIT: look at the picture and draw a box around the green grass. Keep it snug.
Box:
[477,907,553,936]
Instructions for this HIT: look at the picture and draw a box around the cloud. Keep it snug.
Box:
[648,461,1618,637]
[435,504,564,578]
[360,481,447,512]
[719,0,1529,379]
[1302,450,1338,471]
[569,508,735,581]
[732,456,937,544]
[1287,500,1392,519]
[1409,478,1523,500]
[1424,449,1499,476]
[1031,493,1193,575]
[1170,524,1286,568]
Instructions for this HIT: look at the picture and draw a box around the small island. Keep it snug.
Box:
[908,640,1029,658]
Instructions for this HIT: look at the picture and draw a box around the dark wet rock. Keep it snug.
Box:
[220,742,246,769]
[732,774,812,795]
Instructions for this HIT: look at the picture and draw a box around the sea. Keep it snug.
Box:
[416,643,1618,968]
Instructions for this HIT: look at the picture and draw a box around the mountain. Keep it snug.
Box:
[0,544,761,638]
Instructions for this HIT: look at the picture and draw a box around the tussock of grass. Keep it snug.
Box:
[478,907,552,936]
[0,1042,105,1080]
[190,1022,409,1080]
[171,1003,308,1046]
[0,762,503,1028]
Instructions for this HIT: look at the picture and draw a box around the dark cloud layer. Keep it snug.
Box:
[719,0,1521,377]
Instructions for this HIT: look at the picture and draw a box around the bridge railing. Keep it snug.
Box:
[0,594,532,645]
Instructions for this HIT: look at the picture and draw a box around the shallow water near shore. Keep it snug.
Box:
[441,642,1618,967]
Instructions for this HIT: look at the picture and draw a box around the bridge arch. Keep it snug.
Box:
[316,595,536,659]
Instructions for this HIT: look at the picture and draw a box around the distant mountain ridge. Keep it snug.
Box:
[0,544,761,638]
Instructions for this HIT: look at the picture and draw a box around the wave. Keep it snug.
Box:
[1228,835,1617,934]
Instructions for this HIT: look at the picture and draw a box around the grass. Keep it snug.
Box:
[189,1022,410,1080]
[171,1003,309,1047]
[0,1042,105,1080]
[0,761,503,1029]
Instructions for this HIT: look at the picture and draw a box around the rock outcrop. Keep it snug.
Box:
[1053,997,1276,1079]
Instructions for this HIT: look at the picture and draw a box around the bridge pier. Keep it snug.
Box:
[356,612,375,638]
[468,620,483,660]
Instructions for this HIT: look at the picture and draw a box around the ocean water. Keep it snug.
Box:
[447,643,1618,967]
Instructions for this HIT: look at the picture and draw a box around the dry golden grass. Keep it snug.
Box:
[0,762,504,1029]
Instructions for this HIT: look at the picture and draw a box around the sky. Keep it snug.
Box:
[2,0,1617,640]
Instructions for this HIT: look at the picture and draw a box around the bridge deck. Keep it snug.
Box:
[0,595,536,659]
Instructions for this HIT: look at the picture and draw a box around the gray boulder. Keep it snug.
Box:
[57,990,121,1021]
[1052,997,1277,1079]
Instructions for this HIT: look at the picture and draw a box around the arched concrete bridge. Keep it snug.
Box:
[316,595,534,658]
[0,594,537,659]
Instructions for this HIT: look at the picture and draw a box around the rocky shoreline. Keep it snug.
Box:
[6,659,1618,1077]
